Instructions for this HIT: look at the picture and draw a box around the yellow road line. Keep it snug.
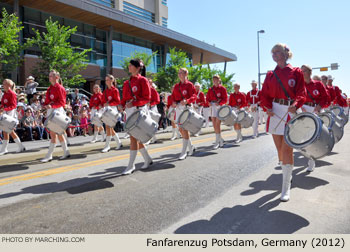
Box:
[0,132,235,187]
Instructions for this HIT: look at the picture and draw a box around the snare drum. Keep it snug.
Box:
[217,105,237,126]
[178,109,205,134]
[0,114,18,133]
[319,111,344,144]
[236,110,254,128]
[330,106,348,125]
[101,106,119,127]
[284,112,334,159]
[91,112,103,127]
[125,110,158,143]
[44,111,71,135]
[149,110,161,123]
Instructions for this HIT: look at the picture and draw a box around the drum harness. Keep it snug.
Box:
[305,87,318,108]
[231,92,241,109]
[249,90,259,112]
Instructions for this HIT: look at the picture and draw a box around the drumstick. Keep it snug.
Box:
[273,111,289,132]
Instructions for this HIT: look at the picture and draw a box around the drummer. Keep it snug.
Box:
[206,75,228,149]
[101,74,123,153]
[246,80,260,138]
[89,84,105,143]
[0,79,26,155]
[121,58,152,175]
[41,70,70,162]
[171,68,197,160]
[326,75,342,108]
[228,84,246,143]
[202,93,211,128]
[300,65,330,172]
[149,80,160,144]
[260,43,306,202]
[193,82,205,136]
[167,91,180,141]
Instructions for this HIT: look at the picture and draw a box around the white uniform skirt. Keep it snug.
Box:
[266,102,294,136]
[5,109,17,119]
[210,104,220,118]
[125,105,148,121]
[91,107,104,118]
[302,104,315,113]
[47,107,65,117]
[150,105,159,114]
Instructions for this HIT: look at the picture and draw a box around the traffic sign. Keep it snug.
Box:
[331,63,339,70]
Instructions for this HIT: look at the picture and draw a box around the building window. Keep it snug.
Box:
[161,0,168,6]
[91,0,114,8]
[162,17,168,28]
[123,2,155,23]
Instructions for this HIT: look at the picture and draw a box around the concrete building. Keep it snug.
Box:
[1,0,236,92]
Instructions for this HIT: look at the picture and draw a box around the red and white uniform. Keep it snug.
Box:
[167,94,176,122]
[194,90,205,115]
[44,82,66,115]
[229,92,246,110]
[171,80,196,123]
[0,89,17,118]
[102,86,120,107]
[150,86,160,113]
[122,74,151,120]
[246,88,260,136]
[89,92,104,119]
[202,96,211,128]
[260,64,306,135]
[206,85,228,118]
[302,80,330,112]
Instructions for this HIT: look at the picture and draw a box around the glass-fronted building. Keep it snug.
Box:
[0,0,236,92]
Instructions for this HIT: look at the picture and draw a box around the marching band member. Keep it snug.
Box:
[193,82,205,136]
[228,84,246,143]
[206,75,228,149]
[246,80,260,138]
[149,79,160,143]
[41,70,70,162]
[167,92,180,140]
[202,94,211,128]
[89,84,105,143]
[260,43,306,202]
[101,74,122,153]
[301,65,330,172]
[121,59,152,175]
[171,68,197,160]
[326,75,342,107]
[0,79,26,155]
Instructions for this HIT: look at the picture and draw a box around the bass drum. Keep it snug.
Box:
[217,105,237,126]
[330,106,348,125]
[101,107,119,128]
[44,111,71,135]
[236,110,254,128]
[125,110,158,144]
[178,109,205,135]
[0,114,18,133]
[318,111,344,144]
[284,112,334,159]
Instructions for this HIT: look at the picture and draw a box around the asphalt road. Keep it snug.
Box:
[0,124,349,234]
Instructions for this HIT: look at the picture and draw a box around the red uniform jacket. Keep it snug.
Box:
[89,93,103,110]
[195,90,206,107]
[336,93,348,107]
[0,89,17,111]
[246,89,260,105]
[260,64,306,110]
[206,85,228,106]
[171,80,196,105]
[122,74,151,107]
[203,98,210,108]
[305,80,330,108]
[102,86,120,106]
[229,92,246,108]
[326,85,342,106]
[150,86,160,107]
[44,83,66,109]
[166,95,173,109]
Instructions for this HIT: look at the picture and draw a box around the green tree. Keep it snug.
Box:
[121,50,157,76]
[202,68,235,94]
[0,8,31,80]
[29,18,91,87]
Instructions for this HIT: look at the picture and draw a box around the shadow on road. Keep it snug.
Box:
[174,191,309,234]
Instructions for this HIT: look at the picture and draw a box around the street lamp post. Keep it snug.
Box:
[257,30,265,90]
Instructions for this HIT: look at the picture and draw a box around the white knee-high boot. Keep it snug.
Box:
[235,130,242,142]
[123,150,137,175]
[102,136,111,153]
[91,130,98,143]
[179,139,189,160]
[41,142,56,162]
[100,129,106,141]
[59,139,70,160]
[176,127,181,138]
[213,133,220,149]
[188,138,195,156]
[14,138,25,153]
[170,128,176,140]
[307,158,315,172]
[113,133,122,149]
[281,164,293,202]
[139,147,153,169]
[0,140,9,155]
